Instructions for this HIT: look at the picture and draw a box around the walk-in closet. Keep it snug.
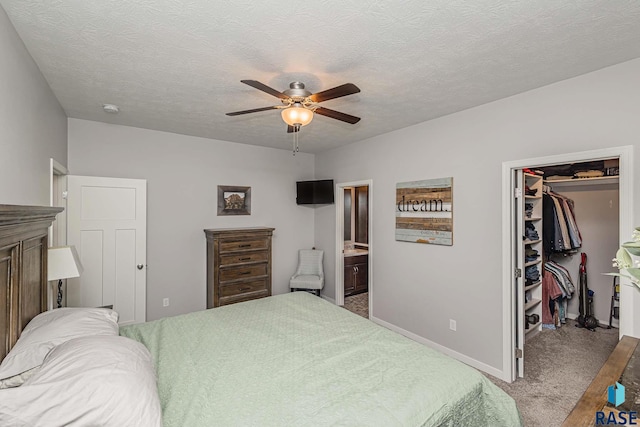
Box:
[515,158,620,378]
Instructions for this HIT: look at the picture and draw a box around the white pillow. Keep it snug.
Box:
[0,335,162,427]
[0,307,119,380]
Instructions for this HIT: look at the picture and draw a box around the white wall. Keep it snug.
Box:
[315,58,640,374]
[68,119,315,321]
[0,6,67,205]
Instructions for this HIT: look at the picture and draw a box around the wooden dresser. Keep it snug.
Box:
[204,227,274,308]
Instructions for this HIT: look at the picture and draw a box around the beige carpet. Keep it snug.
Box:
[485,323,619,427]
[342,293,618,426]
[343,292,368,318]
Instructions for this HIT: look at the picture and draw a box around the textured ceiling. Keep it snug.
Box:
[2,1,640,153]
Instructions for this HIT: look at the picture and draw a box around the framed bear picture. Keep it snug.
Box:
[217,185,251,216]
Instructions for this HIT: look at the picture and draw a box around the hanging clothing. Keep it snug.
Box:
[541,262,575,328]
[544,260,576,297]
[542,188,582,255]
[541,270,563,326]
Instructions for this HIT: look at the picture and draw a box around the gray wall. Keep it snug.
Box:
[556,185,620,326]
[67,119,315,321]
[0,6,67,205]
[314,58,640,373]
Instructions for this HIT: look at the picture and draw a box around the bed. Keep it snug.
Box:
[120,292,521,426]
[0,204,522,427]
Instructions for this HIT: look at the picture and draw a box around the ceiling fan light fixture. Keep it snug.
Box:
[281,103,313,127]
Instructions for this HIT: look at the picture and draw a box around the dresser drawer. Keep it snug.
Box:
[218,289,269,306]
[220,251,268,266]
[219,238,269,253]
[219,263,267,282]
[219,278,268,298]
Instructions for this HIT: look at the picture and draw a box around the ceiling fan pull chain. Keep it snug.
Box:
[291,125,301,155]
[292,130,296,156]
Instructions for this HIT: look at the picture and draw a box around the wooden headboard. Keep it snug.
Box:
[0,204,62,360]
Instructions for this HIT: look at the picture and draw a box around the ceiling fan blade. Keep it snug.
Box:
[308,83,360,103]
[240,80,289,99]
[314,107,361,124]
[226,106,280,116]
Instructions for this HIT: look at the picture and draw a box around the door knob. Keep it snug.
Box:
[137,264,144,270]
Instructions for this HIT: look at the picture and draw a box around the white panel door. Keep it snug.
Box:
[66,176,147,325]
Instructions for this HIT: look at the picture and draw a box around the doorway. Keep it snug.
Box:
[49,165,148,325]
[49,158,68,310]
[335,180,373,318]
[501,146,633,382]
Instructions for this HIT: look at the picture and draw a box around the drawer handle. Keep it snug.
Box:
[239,244,251,248]
[240,271,251,275]
[239,257,252,261]
[239,287,251,292]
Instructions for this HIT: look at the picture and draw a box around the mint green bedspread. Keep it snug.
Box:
[120,292,522,427]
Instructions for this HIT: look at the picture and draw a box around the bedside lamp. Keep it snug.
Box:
[48,246,83,309]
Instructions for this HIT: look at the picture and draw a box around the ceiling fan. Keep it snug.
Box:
[226,80,361,133]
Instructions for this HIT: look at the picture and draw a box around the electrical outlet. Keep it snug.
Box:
[163,298,169,307]
[449,319,457,331]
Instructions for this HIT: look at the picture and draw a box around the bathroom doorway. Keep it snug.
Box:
[335,180,372,319]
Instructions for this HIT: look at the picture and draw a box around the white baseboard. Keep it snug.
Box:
[370,315,505,380]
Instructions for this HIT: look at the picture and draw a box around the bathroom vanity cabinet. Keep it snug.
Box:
[344,254,368,296]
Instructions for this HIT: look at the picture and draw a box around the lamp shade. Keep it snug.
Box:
[48,246,83,281]
[281,104,313,127]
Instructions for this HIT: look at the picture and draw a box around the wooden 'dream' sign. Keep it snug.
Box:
[396,177,453,245]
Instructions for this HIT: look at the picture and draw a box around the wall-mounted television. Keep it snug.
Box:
[296,179,334,205]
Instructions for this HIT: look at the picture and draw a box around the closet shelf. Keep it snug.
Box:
[518,169,544,358]
[544,176,619,188]
[525,281,542,292]
[525,298,541,311]
[525,322,542,335]
[524,239,542,245]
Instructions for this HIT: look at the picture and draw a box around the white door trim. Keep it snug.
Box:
[335,179,373,318]
[49,158,68,201]
[501,145,633,382]
[49,158,68,245]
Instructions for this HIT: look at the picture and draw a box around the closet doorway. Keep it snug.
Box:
[335,179,373,319]
[501,146,634,382]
